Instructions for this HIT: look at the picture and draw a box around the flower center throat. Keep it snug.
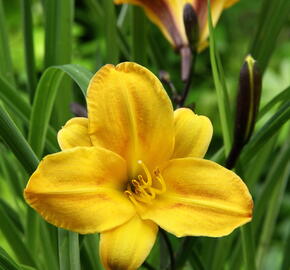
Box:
[125,160,166,207]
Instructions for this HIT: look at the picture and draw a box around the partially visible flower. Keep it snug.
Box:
[114,0,239,51]
[24,62,252,270]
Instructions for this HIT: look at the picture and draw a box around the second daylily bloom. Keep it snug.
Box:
[24,62,252,270]
[115,0,239,51]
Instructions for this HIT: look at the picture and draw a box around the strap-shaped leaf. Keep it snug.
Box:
[28,64,93,158]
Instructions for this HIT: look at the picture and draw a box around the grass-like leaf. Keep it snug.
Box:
[29,68,65,158]
[43,0,74,127]
[0,205,36,267]
[241,101,290,164]
[0,74,58,153]
[208,0,232,154]
[20,0,37,101]
[58,229,80,270]
[0,104,38,174]
[250,0,290,73]
[102,0,119,64]
[0,0,15,85]
[0,247,23,270]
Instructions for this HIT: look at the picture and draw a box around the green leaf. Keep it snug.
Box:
[258,86,290,120]
[58,229,81,270]
[0,0,15,84]
[43,0,74,127]
[29,68,65,158]
[102,0,119,64]
[131,6,147,65]
[0,74,59,153]
[244,136,277,188]
[0,199,24,234]
[210,234,235,270]
[207,0,232,154]
[240,225,256,270]
[253,137,290,234]
[80,234,103,270]
[0,247,21,270]
[0,104,38,174]
[28,64,92,158]
[241,101,290,164]
[281,224,290,270]
[0,204,36,267]
[256,155,290,268]
[250,0,290,73]
[188,248,206,270]
[0,147,25,197]
[55,64,93,96]
[20,0,37,101]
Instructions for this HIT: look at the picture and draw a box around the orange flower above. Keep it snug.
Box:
[115,0,239,51]
[24,62,252,270]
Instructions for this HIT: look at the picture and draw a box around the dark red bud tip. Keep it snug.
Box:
[183,4,199,51]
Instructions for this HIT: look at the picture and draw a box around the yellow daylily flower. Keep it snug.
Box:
[24,62,252,270]
[114,0,239,51]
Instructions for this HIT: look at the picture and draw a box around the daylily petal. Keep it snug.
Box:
[57,117,92,150]
[100,215,158,270]
[115,0,239,51]
[24,147,135,234]
[115,0,190,49]
[172,108,213,158]
[224,0,239,8]
[196,0,237,47]
[87,62,174,176]
[141,158,253,237]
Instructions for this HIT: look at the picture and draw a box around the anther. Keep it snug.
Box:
[125,161,166,207]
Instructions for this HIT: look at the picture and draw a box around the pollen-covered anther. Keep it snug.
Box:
[125,160,166,207]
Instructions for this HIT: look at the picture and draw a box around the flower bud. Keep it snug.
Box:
[226,55,262,168]
[183,4,199,52]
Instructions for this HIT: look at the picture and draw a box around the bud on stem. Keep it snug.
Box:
[178,4,199,106]
[183,4,199,52]
[226,55,262,169]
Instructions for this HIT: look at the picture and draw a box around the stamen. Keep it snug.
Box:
[138,175,147,186]
[153,169,166,194]
[125,161,166,208]
[132,179,140,187]
[124,190,140,207]
[138,160,152,186]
